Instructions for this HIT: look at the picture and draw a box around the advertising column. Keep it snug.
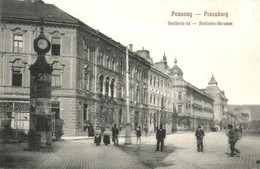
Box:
[28,22,53,149]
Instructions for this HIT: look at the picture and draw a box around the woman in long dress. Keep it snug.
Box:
[103,126,111,145]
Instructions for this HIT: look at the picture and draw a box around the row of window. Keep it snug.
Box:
[0,101,60,128]
[13,34,61,56]
[98,52,123,73]
[98,52,147,81]
[12,70,60,87]
[149,75,170,89]
[149,92,183,104]
[83,43,95,62]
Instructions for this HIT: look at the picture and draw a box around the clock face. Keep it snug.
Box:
[37,39,48,49]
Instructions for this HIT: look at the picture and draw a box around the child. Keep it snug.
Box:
[195,125,205,152]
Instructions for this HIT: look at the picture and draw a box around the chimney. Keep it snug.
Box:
[142,47,144,50]
[35,0,44,3]
[129,44,133,52]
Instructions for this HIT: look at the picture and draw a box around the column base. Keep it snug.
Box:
[124,123,132,145]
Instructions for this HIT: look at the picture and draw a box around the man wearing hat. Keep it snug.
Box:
[156,124,166,151]
[226,124,240,157]
[195,125,205,152]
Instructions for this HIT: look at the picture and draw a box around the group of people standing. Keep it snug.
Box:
[91,123,167,152]
[94,124,120,146]
[195,124,241,157]
[90,123,241,157]
[135,124,166,151]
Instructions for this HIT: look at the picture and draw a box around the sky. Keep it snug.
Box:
[44,0,260,105]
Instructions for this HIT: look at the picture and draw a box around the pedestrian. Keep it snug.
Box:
[156,124,166,151]
[112,124,119,146]
[85,123,90,137]
[87,123,94,137]
[195,125,205,152]
[119,125,122,132]
[226,124,240,157]
[103,126,111,146]
[144,127,148,137]
[136,125,141,143]
[94,129,101,146]
[100,124,105,139]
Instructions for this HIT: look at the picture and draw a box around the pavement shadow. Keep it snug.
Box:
[0,141,63,169]
[119,143,185,168]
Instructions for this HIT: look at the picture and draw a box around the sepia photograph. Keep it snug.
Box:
[0,0,260,168]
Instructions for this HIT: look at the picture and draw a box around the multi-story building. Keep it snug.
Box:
[204,75,228,130]
[148,53,215,132]
[167,58,214,131]
[146,52,173,133]
[0,0,226,137]
[0,0,150,136]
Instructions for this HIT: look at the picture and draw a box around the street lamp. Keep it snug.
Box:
[125,46,132,145]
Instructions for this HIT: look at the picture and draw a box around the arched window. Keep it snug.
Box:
[118,61,122,74]
[99,75,104,93]
[106,55,109,68]
[111,78,115,98]
[105,77,109,96]
[112,57,115,70]
[119,109,122,123]
[100,52,104,66]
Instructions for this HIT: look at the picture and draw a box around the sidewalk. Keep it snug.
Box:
[118,132,260,169]
[1,132,260,169]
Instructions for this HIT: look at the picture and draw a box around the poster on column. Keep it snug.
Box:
[35,98,52,115]
[1,0,260,168]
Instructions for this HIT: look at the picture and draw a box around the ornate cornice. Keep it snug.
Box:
[9,58,27,71]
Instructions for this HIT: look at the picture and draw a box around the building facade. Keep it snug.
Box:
[167,59,214,131]
[0,0,225,137]
[204,75,228,130]
[0,0,151,136]
[148,54,215,132]
[146,52,173,133]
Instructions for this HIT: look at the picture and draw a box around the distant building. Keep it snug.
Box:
[226,106,252,129]
[149,53,214,132]
[204,75,228,130]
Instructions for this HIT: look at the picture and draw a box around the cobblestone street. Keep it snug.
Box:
[1,132,260,169]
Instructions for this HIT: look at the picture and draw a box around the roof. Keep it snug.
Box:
[0,0,151,67]
[0,0,78,25]
[169,58,183,77]
[208,74,218,85]
[186,82,214,101]
[205,74,228,100]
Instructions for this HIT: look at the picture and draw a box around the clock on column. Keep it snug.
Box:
[34,36,51,55]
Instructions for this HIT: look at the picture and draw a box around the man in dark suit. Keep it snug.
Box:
[226,124,240,157]
[112,124,119,146]
[156,124,166,151]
